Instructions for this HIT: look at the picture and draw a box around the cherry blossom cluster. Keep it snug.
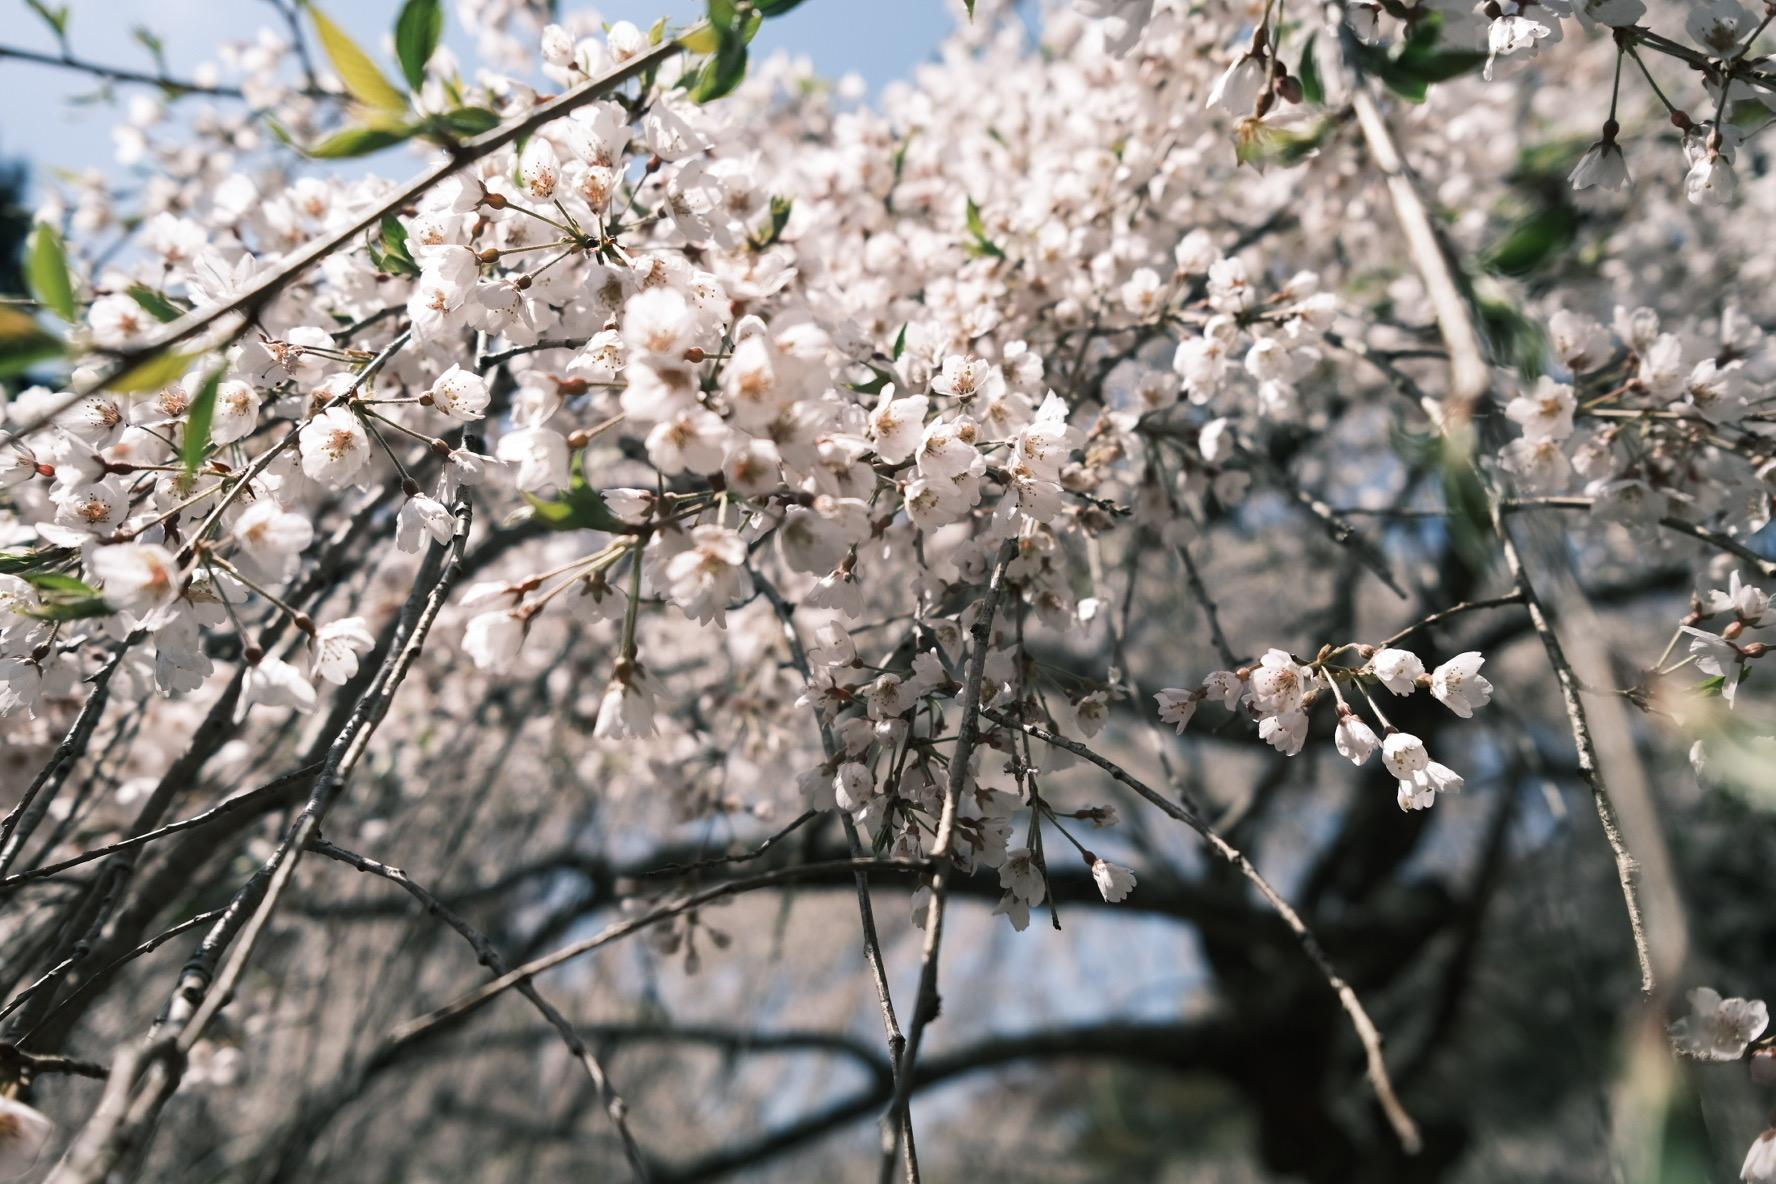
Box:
[1158,644,1492,811]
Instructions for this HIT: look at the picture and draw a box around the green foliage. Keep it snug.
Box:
[525,454,632,533]
[25,223,76,323]
[0,547,70,576]
[1298,35,1324,107]
[109,348,199,393]
[180,368,224,477]
[1484,203,1580,277]
[394,0,444,90]
[432,106,501,137]
[749,195,793,249]
[307,2,409,114]
[1354,14,1486,102]
[23,0,69,40]
[304,124,420,159]
[964,197,1005,259]
[127,284,184,323]
[370,215,422,277]
[19,570,110,620]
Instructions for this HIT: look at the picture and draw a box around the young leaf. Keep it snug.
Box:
[127,284,184,323]
[109,349,200,393]
[1483,203,1580,277]
[1298,35,1324,107]
[435,106,500,137]
[23,0,69,41]
[848,363,895,395]
[22,595,113,621]
[304,123,417,158]
[892,323,908,360]
[181,368,224,477]
[309,3,410,113]
[693,23,749,103]
[679,24,722,54]
[394,0,443,91]
[523,454,630,533]
[132,25,166,71]
[0,548,71,576]
[750,195,793,248]
[964,197,1005,259]
[26,224,77,323]
[22,571,101,597]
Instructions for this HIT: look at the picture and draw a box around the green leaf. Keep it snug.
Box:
[891,323,907,361]
[0,307,65,377]
[127,284,184,324]
[750,195,793,249]
[1353,13,1486,103]
[964,197,1005,259]
[1233,120,1330,170]
[22,571,100,597]
[679,24,721,54]
[22,596,113,621]
[964,197,989,240]
[180,367,224,477]
[394,0,443,90]
[20,569,113,621]
[109,348,199,393]
[23,0,69,40]
[309,3,410,113]
[1298,35,1324,107]
[132,25,166,71]
[304,123,417,158]
[754,0,809,12]
[523,454,631,533]
[1438,435,1494,577]
[964,0,976,16]
[381,215,416,268]
[369,213,420,276]
[707,0,738,27]
[848,363,894,396]
[1483,203,1580,277]
[0,548,70,576]
[693,21,749,103]
[26,224,77,323]
[1477,296,1548,380]
[435,105,500,137]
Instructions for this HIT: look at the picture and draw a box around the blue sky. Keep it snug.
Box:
[0,0,956,188]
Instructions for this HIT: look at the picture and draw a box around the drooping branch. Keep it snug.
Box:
[979,706,1423,1154]
[46,488,475,1184]
[9,28,701,442]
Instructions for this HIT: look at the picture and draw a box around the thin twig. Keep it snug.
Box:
[1490,505,1657,993]
[377,858,936,1056]
[0,44,249,97]
[883,538,1020,1177]
[0,765,321,893]
[47,489,475,1184]
[309,838,652,1182]
[1377,592,1526,649]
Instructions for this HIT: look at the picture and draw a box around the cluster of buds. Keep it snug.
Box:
[1156,643,1492,812]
